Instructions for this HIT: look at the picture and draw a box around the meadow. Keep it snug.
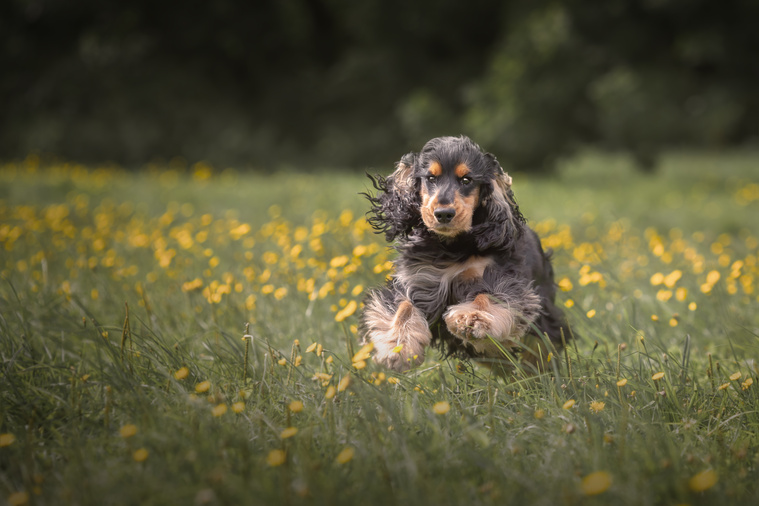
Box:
[1,152,758,505]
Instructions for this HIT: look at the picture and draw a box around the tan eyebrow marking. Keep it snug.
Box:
[455,163,470,178]
[428,162,442,176]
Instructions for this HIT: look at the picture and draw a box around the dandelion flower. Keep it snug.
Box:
[119,424,138,438]
[266,449,286,467]
[212,404,227,417]
[581,471,612,495]
[562,399,576,410]
[132,448,149,462]
[651,372,665,381]
[289,400,304,413]
[335,300,358,322]
[174,367,189,380]
[688,469,717,492]
[195,380,211,393]
[433,401,451,415]
[730,372,742,381]
[0,433,16,447]
[7,491,30,506]
[589,401,605,414]
[280,427,298,439]
[337,375,351,392]
[336,447,355,464]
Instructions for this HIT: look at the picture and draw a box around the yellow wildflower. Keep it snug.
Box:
[132,448,149,462]
[688,469,717,492]
[433,401,451,415]
[280,427,298,439]
[562,399,576,410]
[336,447,355,464]
[266,449,286,467]
[119,424,138,438]
[195,381,211,393]
[581,471,612,495]
[651,372,665,381]
[0,433,16,447]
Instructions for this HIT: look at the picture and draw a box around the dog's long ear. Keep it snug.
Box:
[364,152,422,241]
[472,155,526,250]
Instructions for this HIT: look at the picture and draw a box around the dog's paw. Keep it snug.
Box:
[364,300,432,372]
[444,294,514,342]
[444,307,495,340]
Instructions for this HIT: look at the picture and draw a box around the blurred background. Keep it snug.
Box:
[2,0,758,172]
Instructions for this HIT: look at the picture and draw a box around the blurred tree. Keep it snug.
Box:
[1,0,757,171]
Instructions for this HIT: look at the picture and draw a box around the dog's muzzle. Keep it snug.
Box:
[434,207,456,225]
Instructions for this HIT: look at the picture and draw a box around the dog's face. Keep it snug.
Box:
[419,159,481,237]
[415,136,501,238]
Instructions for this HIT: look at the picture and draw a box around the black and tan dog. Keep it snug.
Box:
[360,136,567,372]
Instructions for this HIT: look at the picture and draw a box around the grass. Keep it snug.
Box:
[1,152,758,505]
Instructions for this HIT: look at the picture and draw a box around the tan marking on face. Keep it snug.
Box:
[428,162,442,176]
[455,163,470,178]
[420,186,480,237]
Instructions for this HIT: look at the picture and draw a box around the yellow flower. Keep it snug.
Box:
[742,378,753,390]
[336,446,355,464]
[718,382,730,391]
[534,409,545,419]
[325,385,336,399]
[581,471,612,495]
[7,491,30,506]
[589,401,605,414]
[0,433,16,447]
[729,372,742,381]
[132,448,149,462]
[352,360,366,370]
[174,367,189,380]
[433,401,451,415]
[289,400,304,413]
[335,300,358,322]
[278,358,287,366]
[266,449,286,467]
[195,380,211,393]
[305,342,318,353]
[562,399,576,410]
[212,404,227,417]
[651,372,665,381]
[688,469,717,492]
[232,402,245,413]
[337,374,351,392]
[119,424,138,438]
[586,309,596,319]
[391,344,404,354]
[280,427,298,439]
[616,379,628,387]
[352,342,374,362]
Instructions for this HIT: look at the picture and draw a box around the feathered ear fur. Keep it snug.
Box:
[471,154,526,251]
[364,152,422,242]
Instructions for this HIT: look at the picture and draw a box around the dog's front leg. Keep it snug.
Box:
[444,289,541,353]
[359,288,432,372]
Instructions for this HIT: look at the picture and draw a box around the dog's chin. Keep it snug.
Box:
[428,224,467,239]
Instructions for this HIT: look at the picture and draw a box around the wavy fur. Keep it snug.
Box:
[360,136,568,372]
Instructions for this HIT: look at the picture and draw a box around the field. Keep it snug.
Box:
[1,153,759,505]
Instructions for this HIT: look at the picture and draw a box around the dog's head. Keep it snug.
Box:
[366,136,525,250]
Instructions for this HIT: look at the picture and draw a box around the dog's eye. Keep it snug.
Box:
[460,177,473,185]
[426,175,437,183]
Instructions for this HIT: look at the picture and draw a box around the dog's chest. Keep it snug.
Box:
[400,255,494,304]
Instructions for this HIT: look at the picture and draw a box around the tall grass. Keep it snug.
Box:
[1,152,758,505]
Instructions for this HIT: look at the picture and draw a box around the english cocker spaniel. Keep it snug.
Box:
[360,136,568,372]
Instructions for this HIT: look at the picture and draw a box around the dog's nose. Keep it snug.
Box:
[434,208,456,224]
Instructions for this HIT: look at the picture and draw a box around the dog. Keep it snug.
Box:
[359,136,568,373]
